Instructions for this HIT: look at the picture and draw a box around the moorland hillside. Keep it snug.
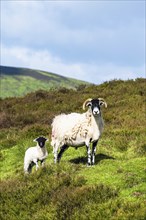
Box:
[0,78,146,220]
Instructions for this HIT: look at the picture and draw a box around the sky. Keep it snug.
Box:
[1,0,145,84]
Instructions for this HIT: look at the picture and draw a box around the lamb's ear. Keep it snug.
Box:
[33,138,38,142]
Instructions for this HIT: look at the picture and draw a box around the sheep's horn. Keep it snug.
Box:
[83,98,92,110]
[98,98,107,108]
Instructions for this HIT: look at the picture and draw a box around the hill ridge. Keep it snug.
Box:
[0,65,90,98]
[1,65,71,80]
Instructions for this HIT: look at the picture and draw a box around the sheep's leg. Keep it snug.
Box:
[92,140,98,165]
[36,163,39,171]
[86,145,91,166]
[53,146,58,164]
[57,144,69,163]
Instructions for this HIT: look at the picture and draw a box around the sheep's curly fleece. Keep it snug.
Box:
[51,110,102,147]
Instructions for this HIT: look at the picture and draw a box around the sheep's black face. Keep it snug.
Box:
[90,99,101,116]
[35,137,48,148]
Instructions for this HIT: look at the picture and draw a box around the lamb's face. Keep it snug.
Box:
[35,137,48,148]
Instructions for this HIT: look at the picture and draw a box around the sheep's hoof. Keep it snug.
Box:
[87,163,92,167]
[24,171,30,175]
[91,163,95,166]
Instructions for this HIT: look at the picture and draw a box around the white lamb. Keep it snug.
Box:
[24,136,48,174]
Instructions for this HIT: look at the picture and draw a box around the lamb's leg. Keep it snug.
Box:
[92,140,98,165]
[33,159,39,171]
[24,164,30,174]
[28,162,35,173]
[24,162,34,174]
[40,159,45,167]
[57,144,69,163]
[86,145,91,166]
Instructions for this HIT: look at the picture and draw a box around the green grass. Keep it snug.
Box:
[0,78,146,219]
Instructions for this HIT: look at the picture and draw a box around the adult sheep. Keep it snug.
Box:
[51,98,107,166]
[24,136,48,174]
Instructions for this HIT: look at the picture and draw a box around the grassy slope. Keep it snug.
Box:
[0,78,146,220]
[0,66,89,98]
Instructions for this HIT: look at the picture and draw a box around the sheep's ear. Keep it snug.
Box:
[98,98,107,108]
[83,98,92,110]
[86,102,92,110]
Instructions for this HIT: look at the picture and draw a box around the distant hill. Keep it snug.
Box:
[0,66,90,98]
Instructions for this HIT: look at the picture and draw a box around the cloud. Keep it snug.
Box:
[1,45,144,84]
[1,1,145,83]
[1,45,86,80]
